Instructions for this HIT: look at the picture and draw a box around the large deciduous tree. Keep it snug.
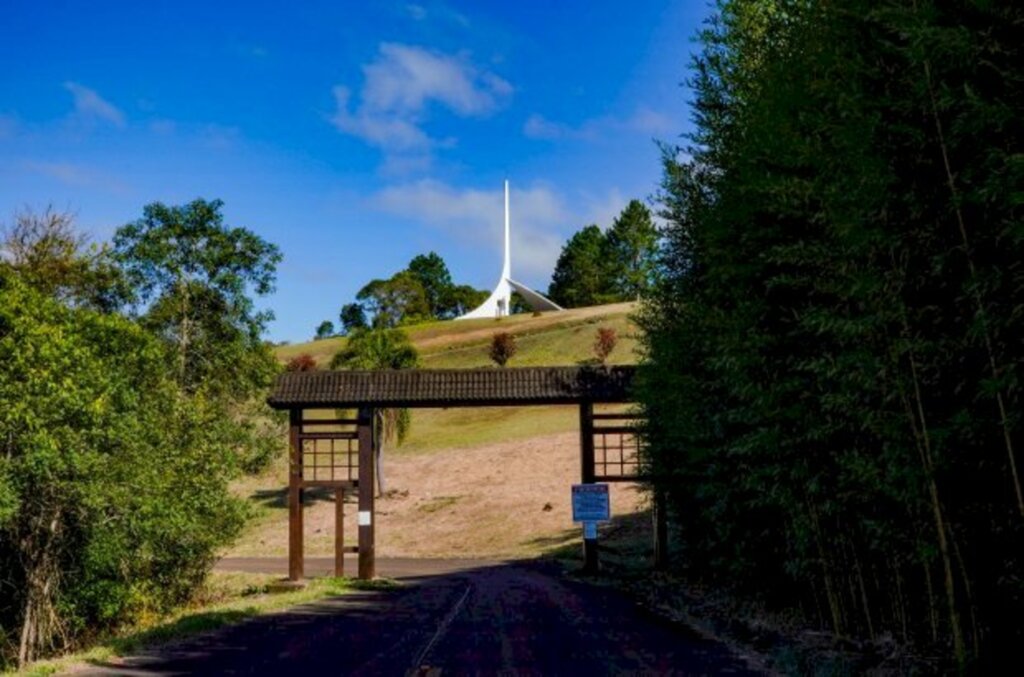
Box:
[112,199,281,397]
[356,271,431,328]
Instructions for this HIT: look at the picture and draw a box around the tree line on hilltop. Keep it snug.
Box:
[313,198,659,338]
[639,0,1024,669]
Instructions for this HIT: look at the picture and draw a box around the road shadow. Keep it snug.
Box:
[81,559,761,676]
[527,508,657,572]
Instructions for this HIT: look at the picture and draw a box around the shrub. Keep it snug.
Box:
[489,332,517,367]
[593,326,618,364]
[285,353,317,371]
[0,274,245,667]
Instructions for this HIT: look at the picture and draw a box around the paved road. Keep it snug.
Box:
[84,560,761,675]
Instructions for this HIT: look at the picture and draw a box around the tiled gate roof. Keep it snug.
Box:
[267,366,636,408]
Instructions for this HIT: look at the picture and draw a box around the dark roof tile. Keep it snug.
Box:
[267,366,636,408]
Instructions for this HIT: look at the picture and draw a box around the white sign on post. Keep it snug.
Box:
[572,483,610,522]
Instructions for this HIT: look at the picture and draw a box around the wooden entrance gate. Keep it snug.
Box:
[268,366,663,580]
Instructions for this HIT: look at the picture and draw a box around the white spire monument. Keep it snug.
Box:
[456,180,564,320]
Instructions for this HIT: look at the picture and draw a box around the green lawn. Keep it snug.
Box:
[274,302,639,369]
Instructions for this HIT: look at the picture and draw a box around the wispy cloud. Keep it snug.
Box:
[524,105,674,142]
[406,3,427,20]
[369,180,627,280]
[24,160,129,194]
[331,43,511,153]
[63,82,125,127]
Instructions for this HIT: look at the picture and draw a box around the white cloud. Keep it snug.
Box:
[406,3,427,20]
[625,106,674,136]
[25,160,129,194]
[332,86,432,151]
[523,114,575,141]
[63,82,125,127]
[369,180,627,280]
[330,43,511,152]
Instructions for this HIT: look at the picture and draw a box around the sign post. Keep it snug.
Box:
[572,483,610,573]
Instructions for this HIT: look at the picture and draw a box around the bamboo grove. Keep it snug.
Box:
[638,0,1023,668]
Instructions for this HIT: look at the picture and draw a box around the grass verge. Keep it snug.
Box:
[14,572,398,676]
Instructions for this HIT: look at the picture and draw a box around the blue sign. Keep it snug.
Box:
[572,483,610,522]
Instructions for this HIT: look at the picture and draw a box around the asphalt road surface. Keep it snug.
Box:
[82,560,762,675]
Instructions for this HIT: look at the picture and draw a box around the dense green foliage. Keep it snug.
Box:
[1,201,282,667]
[0,274,245,666]
[548,200,658,307]
[548,225,613,307]
[407,252,454,318]
[347,252,488,325]
[314,320,335,340]
[605,200,659,300]
[639,0,1024,667]
[339,301,367,333]
[113,199,281,399]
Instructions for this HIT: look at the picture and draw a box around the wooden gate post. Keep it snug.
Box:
[334,488,345,577]
[288,408,304,581]
[579,401,599,574]
[357,407,376,580]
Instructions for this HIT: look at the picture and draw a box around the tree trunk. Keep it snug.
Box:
[17,510,64,668]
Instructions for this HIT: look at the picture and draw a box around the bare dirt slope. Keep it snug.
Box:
[227,431,646,560]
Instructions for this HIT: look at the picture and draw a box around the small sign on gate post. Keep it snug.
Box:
[572,483,611,522]
[572,483,610,573]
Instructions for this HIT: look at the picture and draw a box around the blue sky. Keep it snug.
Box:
[0,1,706,342]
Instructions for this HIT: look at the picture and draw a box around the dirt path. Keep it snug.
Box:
[229,431,647,560]
[81,561,762,676]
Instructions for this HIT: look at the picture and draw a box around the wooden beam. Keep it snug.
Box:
[580,402,595,484]
[579,402,599,574]
[288,408,304,581]
[335,487,345,578]
[357,407,375,580]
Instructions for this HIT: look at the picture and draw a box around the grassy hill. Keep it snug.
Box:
[227,303,645,560]
[275,302,639,369]
[273,303,641,455]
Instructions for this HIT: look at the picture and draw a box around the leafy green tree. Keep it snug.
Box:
[330,328,418,495]
[315,320,335,340]
[638,0,1024,668]
[548,225,616,308]
[407,252,454,318]
[444,284,488,317]
[112,199,281,398]
[356,271,430,328]
[0,273,245,667]
[339,302,367,334]
[605,200,658,300]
